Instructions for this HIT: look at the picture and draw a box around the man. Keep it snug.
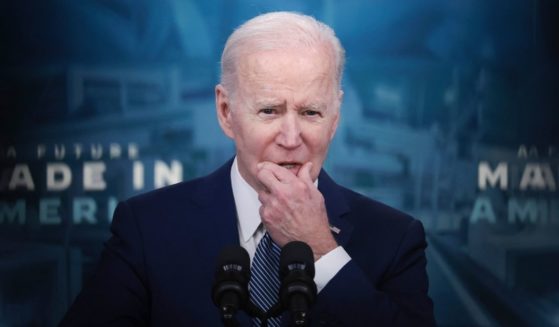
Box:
[61,12,434,326]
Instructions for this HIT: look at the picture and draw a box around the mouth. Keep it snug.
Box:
[278,162,302,172]
[279,163,298,169]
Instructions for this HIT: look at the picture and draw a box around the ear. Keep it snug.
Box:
[329,90,343,140]
[215,84,235,139]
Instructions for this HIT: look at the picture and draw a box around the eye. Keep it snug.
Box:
[303,110,322,117]
[259,108,276,115]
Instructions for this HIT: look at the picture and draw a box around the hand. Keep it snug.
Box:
[256,161,338,261]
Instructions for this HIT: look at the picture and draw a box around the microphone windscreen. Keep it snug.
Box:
[215,246,251,280]
[280,241,315,278]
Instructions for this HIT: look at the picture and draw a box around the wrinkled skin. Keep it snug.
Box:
[216,45,343,260]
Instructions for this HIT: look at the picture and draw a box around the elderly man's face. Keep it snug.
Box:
[216,46,341,190]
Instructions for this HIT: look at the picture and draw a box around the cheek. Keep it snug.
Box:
[239,124,275,156]
[306,127,332,153]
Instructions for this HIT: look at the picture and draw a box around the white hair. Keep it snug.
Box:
[220,11,345,95]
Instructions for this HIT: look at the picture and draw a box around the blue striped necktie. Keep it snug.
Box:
[250,232,282,327]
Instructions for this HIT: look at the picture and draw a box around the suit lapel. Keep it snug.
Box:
[280,170,354,326]
[194,160,354,247]
[190,158,254,326]
[191,162,354,258]
[318,170,354,247]
[195,162,353,326]
[191,158,240,249]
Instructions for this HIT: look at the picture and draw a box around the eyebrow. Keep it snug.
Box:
[254,101,326,111]
[255,101,285,109]
[296,103,325,111]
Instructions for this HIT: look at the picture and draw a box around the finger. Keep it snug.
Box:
[257,166,283,193]
[258,205,268,222]
[297,162,315,187]
[258,190,271,204]
[258,161,297,184]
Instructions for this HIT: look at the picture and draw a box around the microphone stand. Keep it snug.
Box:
[266,302,284,321]
[245,300,270,327]
[218,302,240,327]
[244,300,289,327]
[221,316,239,327]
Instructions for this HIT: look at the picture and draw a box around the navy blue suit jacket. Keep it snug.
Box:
[61,159,434,326]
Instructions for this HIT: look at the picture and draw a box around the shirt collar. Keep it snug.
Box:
[230,157,262,243]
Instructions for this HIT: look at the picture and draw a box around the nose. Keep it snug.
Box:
[276,112,302,149]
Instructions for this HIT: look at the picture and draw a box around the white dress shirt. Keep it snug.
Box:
[230,157,351,293]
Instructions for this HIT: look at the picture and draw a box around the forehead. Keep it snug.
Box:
[235,47,337,102]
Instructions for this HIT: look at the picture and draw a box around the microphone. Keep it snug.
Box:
[211,246,251,326]
[279,241,317,326]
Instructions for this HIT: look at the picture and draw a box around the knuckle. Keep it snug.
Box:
[259,205,267,217]
[275,191,288,204]
[294,181,306,192]
[256,169,267,181]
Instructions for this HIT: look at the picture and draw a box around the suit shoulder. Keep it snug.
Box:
[338,185,416,228]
